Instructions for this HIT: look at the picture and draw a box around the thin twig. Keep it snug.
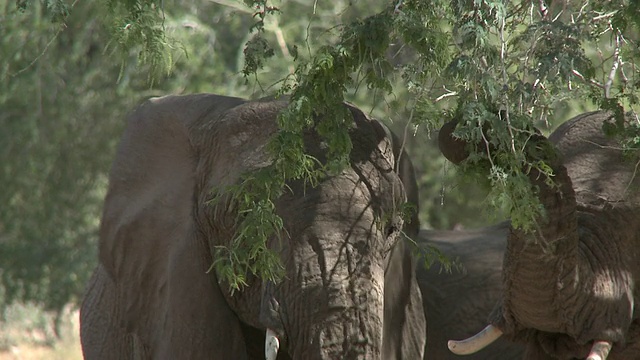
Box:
[12,0,79,77]
[480,122,496,169]
[499,12,516,154]
[394,0,403,13]
[573,1,590,22]
[624,158,640,196]
[265,18,295,74]
[435,91,457,102]
[571,69,605,88]
[592,11,618,22]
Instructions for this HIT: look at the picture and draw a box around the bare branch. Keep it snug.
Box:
[604,32,622,98]
[625,158,640,197]
[394,0,403,13]
[11,0,80,77]
[265,18,295,74]
[551,0,566,23]
[435,91,458,102]
[571,69,605,88]
[592,11,618,22]
[572,1,590,23]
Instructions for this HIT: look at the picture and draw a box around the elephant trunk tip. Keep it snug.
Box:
[265,328,280,360]
[438,119,470,164]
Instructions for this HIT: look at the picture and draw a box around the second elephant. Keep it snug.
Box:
[439,111,640,359]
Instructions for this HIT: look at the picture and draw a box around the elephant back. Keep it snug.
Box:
[549,111,640,208]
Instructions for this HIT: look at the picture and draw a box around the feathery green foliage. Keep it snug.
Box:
[224,0,640,282]
[106,0,640,286]
[439,0,640,230]
[4,0,639,296]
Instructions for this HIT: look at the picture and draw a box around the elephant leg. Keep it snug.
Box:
[80,264,145,359]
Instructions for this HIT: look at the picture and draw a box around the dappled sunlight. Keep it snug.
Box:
[592,270,633,302]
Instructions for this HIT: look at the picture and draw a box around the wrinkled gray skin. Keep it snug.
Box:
[79,94,426,359]
[439,111,640,359]
[416,223,525,359]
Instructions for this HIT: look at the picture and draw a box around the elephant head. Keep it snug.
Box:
[438,111,640,359]
[79,93,426,359]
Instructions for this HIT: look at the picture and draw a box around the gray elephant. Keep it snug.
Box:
[79,94,426,359]
[416,223,525,359]
[438,111,640,359]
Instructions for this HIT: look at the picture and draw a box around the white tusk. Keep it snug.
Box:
[586,340,612,360]
[265,328,280,360]
[448,324,503,355]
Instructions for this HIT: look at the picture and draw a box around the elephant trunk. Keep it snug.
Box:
[494,136,581,335]
[438,119,581,335]
[285,231,386,359]
[291,267,385,359]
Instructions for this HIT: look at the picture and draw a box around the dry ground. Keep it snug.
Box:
[0,306,82,360]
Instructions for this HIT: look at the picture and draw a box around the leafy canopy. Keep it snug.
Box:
[7,0,640,292]
[104,0,639,288]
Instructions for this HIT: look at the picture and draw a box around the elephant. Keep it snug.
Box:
[438,111,640,359]
[79,93,427,359]
[416,223,526,359]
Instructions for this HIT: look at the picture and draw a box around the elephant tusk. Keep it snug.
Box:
[586,340,612,360]
[265,328,280,360]
[447,324,503,355]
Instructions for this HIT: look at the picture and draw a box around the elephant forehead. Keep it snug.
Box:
[280,176,374,224]
[284,222,389,291]
[299,167,402,216]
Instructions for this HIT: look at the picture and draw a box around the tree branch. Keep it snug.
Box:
[604,32,622,98]
[394,0,403,13]
[435,90,457,102]
[265,18,295,74]
[570,69,605,88]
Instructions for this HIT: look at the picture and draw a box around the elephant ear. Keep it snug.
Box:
[97,94,251,357]
[99,93,246,283]
[549,111,640,207]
